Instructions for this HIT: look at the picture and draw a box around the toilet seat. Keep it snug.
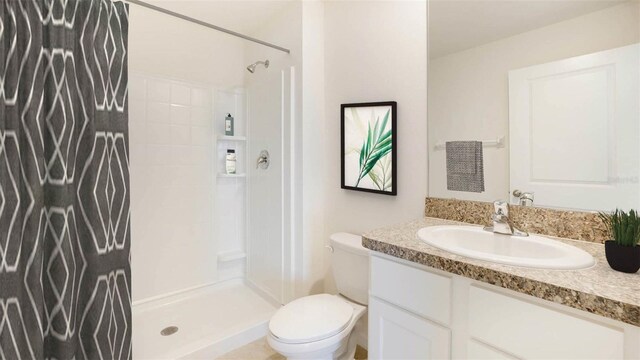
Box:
[269,294,354,344]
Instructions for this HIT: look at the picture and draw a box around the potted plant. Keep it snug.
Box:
[599,209,640,273]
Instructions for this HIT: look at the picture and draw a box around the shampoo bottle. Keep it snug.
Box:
[225,113,234,136]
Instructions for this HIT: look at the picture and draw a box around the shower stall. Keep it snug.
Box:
[126,1,298,358]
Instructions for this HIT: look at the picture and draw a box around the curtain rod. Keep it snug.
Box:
[125,0,291,54]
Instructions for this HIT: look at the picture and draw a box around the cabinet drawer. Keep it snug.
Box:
[369,297,451,360]
[370,255,451,325]
[468,286,624,359]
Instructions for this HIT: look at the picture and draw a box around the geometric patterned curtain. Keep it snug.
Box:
[0,0,131,359]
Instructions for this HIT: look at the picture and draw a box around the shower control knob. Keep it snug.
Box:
[256,150,270,169]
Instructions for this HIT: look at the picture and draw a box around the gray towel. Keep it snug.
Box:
[446,141,485,193]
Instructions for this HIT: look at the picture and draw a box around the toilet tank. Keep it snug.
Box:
[330,233,370,305]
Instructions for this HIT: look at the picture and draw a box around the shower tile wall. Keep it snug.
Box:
[129,74,216,302]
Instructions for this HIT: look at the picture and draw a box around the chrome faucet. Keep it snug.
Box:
[483,200,528,236]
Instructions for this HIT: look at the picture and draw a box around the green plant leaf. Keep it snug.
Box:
[600,209,640,247]
[376,154,392,191]
[372,112,381,143]
[377,110,390,141]
[368,170,383,190]
[359,136,366,168]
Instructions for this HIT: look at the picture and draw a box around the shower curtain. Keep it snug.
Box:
[0,0,131,359]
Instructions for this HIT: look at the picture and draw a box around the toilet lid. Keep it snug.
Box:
[269,294,353,344]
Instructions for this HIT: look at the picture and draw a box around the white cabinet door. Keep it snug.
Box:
[509,44,639,211]
[369,297,451,360]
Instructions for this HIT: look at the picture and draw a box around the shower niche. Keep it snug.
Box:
[214,88,249,280]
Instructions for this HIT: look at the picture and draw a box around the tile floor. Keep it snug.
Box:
[216,338,283,360]
[217,338,368,360]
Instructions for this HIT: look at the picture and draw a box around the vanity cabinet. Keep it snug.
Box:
[369,253,640,360]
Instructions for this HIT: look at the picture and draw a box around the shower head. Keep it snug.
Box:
[247,60,270,73]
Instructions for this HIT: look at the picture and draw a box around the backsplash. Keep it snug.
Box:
[425,197,608,243]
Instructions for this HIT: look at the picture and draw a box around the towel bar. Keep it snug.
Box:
[433,136,504,150]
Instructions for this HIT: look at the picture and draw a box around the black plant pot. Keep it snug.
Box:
[604,241,640,274]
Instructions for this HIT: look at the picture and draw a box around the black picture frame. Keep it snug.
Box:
[341,101,397,196]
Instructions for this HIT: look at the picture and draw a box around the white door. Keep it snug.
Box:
[369,297,451,360]
[509,44,639,211]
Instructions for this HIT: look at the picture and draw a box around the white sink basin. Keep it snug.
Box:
[417,225,595,270]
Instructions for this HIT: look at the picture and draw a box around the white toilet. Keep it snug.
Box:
[268,233,369,360]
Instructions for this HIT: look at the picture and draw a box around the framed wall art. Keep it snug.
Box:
[341,101,397,195]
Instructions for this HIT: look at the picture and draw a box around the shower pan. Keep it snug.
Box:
[126,1,296,358]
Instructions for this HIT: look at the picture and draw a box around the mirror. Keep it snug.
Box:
[427,0,640,211]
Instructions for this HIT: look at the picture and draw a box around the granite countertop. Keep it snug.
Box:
[362,217,640,327]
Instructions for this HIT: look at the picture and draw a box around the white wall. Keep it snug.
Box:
[428,2,640,202]
[128,3,245,87]
[323,1,428,289]
[128,4,247,302]
[300,1,327,297]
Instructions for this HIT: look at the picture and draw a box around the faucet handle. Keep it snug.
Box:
[513,189,534,206]
[491,213,508,222]
[493,200,509,216]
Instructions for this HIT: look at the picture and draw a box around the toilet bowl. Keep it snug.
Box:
[267,233,369,360]
[268,294,366,360]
